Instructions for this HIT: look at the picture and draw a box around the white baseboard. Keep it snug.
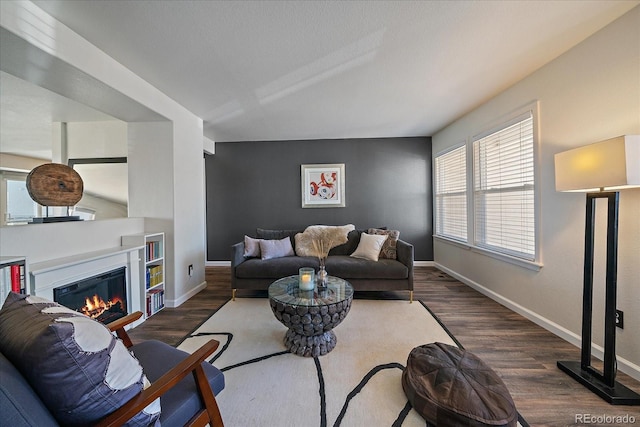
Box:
[434,263,640,382]
[206,261,230,267]
[414,260,435,267]
[166,281,207,308]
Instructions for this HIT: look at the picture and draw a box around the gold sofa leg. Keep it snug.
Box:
[409,290,413,303]
[232,289,236,301]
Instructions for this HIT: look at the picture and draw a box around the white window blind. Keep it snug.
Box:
[473,113,535,260]
[435,145,467,241]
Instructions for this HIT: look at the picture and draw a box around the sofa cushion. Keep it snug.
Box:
[0,292,160,427]
[256,228,302,250]
[368,228,400,259]
[328,229,360,255]
[235,256,319,279]
[259,236,295,260]
[131,340,224,426]
[350,232,388,261]
[325,256,408,279]
[328,228,388,256]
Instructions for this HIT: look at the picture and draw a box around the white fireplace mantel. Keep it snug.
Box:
[29,245,145,326]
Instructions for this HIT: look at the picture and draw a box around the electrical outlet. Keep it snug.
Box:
[188,264,193,277]
[615,310,624,329]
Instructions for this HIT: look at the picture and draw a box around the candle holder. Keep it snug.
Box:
[298,268,315,291]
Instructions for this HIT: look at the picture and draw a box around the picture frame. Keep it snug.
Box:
[301,163,345,208]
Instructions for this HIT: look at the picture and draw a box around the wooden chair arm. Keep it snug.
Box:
[95,339,222,427]
[106,311,143,348]
[107,311,144,331]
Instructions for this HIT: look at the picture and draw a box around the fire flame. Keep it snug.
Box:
[81,294,123,319]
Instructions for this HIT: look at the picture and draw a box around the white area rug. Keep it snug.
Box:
[177,298,525,427]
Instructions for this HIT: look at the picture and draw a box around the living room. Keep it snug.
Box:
[1,1,639,425]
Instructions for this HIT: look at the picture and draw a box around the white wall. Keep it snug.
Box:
[0,218,145,263]
[432,7,640,379]
[67,121,129,217]
[0,1,207,306]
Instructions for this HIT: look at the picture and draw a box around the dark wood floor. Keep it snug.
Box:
[129,266,640,426]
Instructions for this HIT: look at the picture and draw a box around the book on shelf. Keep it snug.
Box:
[1,261,26,305]
[145,265,164,289]
[145,288,165,316]
[10,264,20,293]
[146,240,163,262]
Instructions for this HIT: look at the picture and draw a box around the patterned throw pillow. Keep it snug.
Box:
[368,228,400,259]
[0,292,160,426]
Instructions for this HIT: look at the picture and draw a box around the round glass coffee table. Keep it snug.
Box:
[268,275,354,357]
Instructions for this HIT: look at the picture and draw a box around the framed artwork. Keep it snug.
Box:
[301,163,345,208]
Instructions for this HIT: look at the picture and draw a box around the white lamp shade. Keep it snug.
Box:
[554,135,640,192]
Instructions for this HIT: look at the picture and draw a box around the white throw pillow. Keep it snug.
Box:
[259,236,295,260]
[350,233,388,261]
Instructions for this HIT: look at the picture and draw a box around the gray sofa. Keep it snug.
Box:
[231,228,414,301]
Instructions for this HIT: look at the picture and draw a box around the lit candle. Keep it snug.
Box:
[299,268,315,291]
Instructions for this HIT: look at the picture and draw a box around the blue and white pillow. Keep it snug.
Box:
[0,292,160,426]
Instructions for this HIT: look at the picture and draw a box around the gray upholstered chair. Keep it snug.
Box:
[0,293,224,427]
[99,311,225,426]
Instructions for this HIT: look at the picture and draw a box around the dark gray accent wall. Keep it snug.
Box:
[205,137,433,260]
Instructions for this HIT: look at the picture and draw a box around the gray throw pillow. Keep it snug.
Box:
[259,236,295,260]
[243,235,263,258]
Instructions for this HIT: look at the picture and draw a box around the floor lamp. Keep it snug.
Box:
[554,135,640,405]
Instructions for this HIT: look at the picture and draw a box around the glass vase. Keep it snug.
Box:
[317,261,328,287]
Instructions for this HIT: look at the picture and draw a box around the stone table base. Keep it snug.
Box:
[270,293,352,357]
[284,329,336,357]
[268,275,353,357]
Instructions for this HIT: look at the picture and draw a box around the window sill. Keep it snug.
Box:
[433,235,471,250]
[434,235,543,271]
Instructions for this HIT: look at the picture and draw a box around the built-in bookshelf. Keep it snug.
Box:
[0,256,28,305]
[121,232,165,318]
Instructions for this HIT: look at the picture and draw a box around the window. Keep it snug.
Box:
[434,145,467,241]
[472,112,535,260]
[1,172,40,225]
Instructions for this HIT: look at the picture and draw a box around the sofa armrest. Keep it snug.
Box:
[396,239,414,289]
[230,242,246,291]
[231,242,246,269]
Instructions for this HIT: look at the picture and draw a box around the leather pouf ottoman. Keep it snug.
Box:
[402,342,517,427]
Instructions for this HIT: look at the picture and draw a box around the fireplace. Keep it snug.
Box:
[54,267,127,324]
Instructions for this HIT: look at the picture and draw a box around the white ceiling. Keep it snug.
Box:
[6,0,640,145]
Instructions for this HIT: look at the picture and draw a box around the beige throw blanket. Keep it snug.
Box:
[294,224,355,257]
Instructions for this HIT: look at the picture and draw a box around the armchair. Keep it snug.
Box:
[98,311,225,426]
[0,291,224,427]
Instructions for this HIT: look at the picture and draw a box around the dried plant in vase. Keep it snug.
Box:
[311,238,331,286]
